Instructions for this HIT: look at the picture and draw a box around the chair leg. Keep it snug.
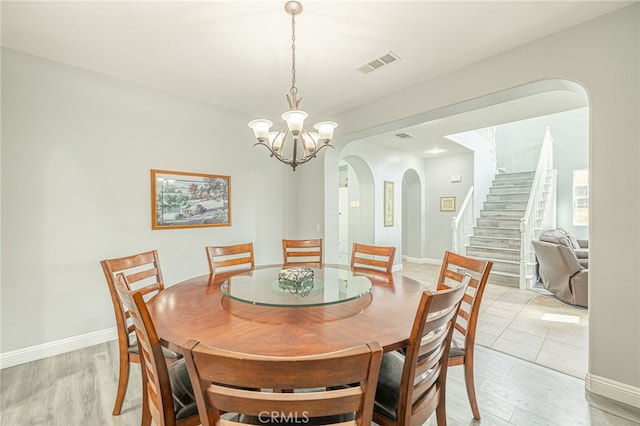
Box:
[435,397,448,426]
[141,389,151,426]
[463,358,481,420]
[140,363,151,426]
[112,357,131,415]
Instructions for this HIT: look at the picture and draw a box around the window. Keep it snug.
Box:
[573,169,589,226]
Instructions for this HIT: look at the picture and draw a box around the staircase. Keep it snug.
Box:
[465,171,536,287]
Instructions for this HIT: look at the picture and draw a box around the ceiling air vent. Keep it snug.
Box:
[357,51,401,74]
[395,132,413,139]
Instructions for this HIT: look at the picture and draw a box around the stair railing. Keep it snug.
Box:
[452,186,474,254]
[519,127,554,289]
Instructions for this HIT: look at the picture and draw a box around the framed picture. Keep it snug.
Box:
[440,196,456,212]
[384,181,394,227]
[151,169,231,230]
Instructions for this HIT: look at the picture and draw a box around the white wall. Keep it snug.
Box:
[424,153,474,260]
[445,130,496,221]
[402,169,422,259]
[1,49,295,353]
[316,5,640,402]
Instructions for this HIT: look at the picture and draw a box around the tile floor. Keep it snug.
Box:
[401,261,588,379]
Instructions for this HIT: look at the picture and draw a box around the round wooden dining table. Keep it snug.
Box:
[146,264,428,357]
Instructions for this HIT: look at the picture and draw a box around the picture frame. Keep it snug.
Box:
[384,181,394,227]
[440,196,456,212]
[151,169,231,230]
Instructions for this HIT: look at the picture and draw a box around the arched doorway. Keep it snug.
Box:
[337,156,374,265]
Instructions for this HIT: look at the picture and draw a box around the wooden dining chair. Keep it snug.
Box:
[182,339,383,426]
[100,250,181,416]
[373,283,468,426]
[205,242,255,276]
[436,251,493,420]
[114,274,200,426]
[351,242,396,274]
[282,238,323,267]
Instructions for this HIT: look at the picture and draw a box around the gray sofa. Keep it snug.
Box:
[531,229,588,308]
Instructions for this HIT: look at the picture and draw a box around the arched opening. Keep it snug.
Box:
[324,79,590,379]
[337,156,375,265]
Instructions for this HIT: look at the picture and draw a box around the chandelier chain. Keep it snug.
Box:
[290,10,297,96]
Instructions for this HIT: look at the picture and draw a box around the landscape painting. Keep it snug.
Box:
[151,169,231,229]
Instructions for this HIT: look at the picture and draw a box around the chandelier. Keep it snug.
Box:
[248,1,337,171]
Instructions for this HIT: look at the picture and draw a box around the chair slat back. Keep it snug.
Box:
[351,243,396,274]
[394,284,468,426]
[114,273,177,426]
[100,250,166,351]
[282,238,323,267]
[436,251,493,350]
[183,339,383,426]
[205,243,255,276]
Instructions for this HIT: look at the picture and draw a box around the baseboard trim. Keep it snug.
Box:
[0,327,117,369]
[402,256,441,265]
[586,373,640,408]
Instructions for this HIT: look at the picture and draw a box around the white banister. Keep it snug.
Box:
[519,127,554,289]
[452,187,474,254]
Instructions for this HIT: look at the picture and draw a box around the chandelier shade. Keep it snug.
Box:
[248,1,337,171]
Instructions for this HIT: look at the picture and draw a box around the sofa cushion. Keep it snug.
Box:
[539,229,573,248]
[574,248,589,260]
[564,231,581,250]
[540,228,584,251]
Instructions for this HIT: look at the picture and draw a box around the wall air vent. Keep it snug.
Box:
[357,51,401,74]
[395,132,413,139]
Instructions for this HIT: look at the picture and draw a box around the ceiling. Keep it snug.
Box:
[1,1,628,157]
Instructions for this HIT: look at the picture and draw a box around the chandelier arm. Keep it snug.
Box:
[252,141,280,158]
[297,143,335,164]
[253,142,295,164]
[253,125,291,162]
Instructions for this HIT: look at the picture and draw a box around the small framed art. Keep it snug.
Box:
[384,181,394,227]
[440,196,456,212]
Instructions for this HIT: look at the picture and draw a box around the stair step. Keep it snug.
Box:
[487,271,520,287]
[481,209,525,218]
[486,259,520,274]
[492,179,533,187]
[483,201,528,210]
[474,227,521,238]
[465,256,520,274]
[486,193,530,202]
[476,218,521,228]
[494,171,536,180]
[466,246,520,261]
[469,236,521,249]
[490,187,534,195]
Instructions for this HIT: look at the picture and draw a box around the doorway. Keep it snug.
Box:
[338,157,375,265]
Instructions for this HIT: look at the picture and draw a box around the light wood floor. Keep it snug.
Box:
[1,339,638,425]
